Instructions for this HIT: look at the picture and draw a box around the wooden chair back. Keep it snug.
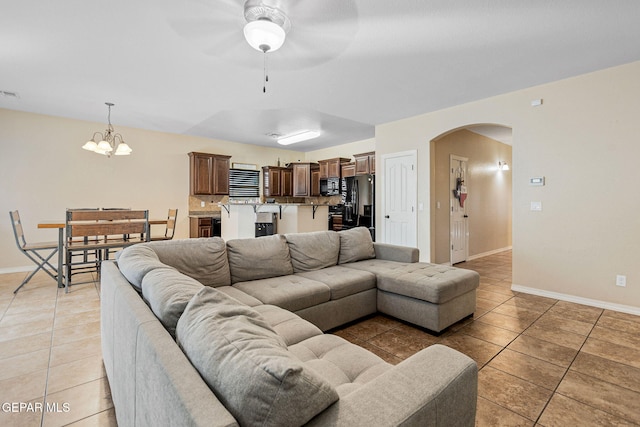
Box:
[66,209,149,243]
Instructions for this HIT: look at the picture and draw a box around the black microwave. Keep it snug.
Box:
[320,177,340,196]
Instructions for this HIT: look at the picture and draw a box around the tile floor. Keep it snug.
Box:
[1,251,639,426]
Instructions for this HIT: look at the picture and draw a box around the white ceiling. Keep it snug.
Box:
[2,0,640,151]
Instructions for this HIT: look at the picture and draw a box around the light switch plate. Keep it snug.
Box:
[530,201,542,211]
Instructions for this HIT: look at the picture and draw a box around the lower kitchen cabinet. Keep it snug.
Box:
[189,217,221,238]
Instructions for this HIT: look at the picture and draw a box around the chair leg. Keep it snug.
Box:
[14,248,58,294]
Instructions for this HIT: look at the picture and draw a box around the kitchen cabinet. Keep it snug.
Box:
[281,168,293,197]
[262,166,282,197]
[189,217,221,238]
[341,162,355,178]
[292,163,318,197]
[188,152,231,195]
[311,165,321,196]
[354,151,375,176]
[318,157,350,179]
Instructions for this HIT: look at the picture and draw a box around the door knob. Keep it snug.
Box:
[385,215,390,219]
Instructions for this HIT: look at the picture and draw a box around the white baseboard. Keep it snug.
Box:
[467,246,512,261]
[0,265,57,275]
[511,284,640,316]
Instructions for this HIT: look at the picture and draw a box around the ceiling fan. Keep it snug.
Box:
[168,0,359,69]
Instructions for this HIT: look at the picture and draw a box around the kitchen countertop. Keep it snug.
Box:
[188,211,222,219]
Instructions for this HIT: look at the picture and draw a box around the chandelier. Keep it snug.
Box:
[82,102,132,156]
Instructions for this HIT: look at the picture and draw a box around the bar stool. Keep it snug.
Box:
[9,210,59,293]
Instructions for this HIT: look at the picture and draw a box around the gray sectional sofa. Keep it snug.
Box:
[101,228,480,426]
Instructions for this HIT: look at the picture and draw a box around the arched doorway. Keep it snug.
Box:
[429,124,512,264]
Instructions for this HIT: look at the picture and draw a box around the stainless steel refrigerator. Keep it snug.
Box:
[342,174,375,240]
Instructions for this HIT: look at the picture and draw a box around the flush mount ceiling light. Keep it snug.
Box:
[82,102,132,157]
[243,1,290,92]
[277,130,321,145]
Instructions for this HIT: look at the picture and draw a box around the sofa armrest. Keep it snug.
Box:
[373,242,419,263]
[306,344,477,427]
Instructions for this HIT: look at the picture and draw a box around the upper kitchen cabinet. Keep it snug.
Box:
[262,166,282,197]
[318,157,351,179]
[281,168,293,197]
[341,162,355,178]
[311,165,321,197]
[354,151,375,175]
[291,162,318,197]
[188,152,231,195]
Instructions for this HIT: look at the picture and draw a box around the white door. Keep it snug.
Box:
[450,155,468,264]
[383,151,417,247]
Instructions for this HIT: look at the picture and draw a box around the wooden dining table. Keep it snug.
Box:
[38,219,167,289]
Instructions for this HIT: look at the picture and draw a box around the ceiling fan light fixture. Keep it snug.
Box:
[277,130,321,145]
[243,19,286,52]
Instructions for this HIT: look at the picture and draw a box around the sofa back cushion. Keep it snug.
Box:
[117,245,169,291]
[145,238,231,287]
[285,231,340,273]
[141,267,204,336]
[226,235,293,283]
[338,227,376,264]
[176,287,339,427]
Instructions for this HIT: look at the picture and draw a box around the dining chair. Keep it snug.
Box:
[151,209,178,241]
[9,210,59,293]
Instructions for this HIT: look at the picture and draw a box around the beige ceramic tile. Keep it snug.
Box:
[556,370,640,424]
[501,296,554,313]
[49,336,102,368]
[475,396,534,427]
[66,408,117,427]
[51,321,100,347]
[488,348,567,391]
[538,393,634,427]
[478,366,553,421]
[596,315,640,335]
[0,331,52,360]
[459,321,519,347]
[533,312,594,336]
[476,311,534,333]
[491,303,542,323]
[601,309,640,324]
[0,396,44,427]
[439,334,502,367]
[522,323,587,350]
[0,348,50,381]
[46,355,107,395]
[588,325,640,350]
[54,309,101,330]
[0,368,47,402]
[476,289,512,304]
[507,335,577,368]
[581,336,640,370]
[570,352,640,394]
[42,377,113,427]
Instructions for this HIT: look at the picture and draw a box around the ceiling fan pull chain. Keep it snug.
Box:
[263,52,269,93]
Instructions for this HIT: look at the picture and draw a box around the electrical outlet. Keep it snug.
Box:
[616,275,626,287]
[200,201,205,208]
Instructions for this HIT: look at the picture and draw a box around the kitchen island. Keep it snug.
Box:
[219,203,329,240]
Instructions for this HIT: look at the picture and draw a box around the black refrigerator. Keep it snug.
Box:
[342,174,375,240]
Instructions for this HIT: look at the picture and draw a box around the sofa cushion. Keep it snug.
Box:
[341,258,412,275]
[145,238,231,287]
[117,244,169,290]
[233,275,331,312]
[338,227,376,264]
[176,287,339,427]
[285,231,340,272]
[289,334,392,398]
[215,286,262,307]
[254,304,323,346]
[227,235,293,283]
[376,263,480,304]
[141,267,204,336]
[297,266,376,300]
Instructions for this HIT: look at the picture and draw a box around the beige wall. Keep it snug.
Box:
[376,60,640,312]
[305,138,375,163]
[432,129,512,264]
[0,109,303,271]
